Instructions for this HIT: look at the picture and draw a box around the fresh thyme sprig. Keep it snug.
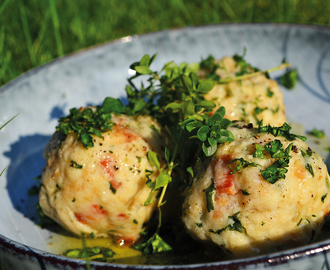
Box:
[128,54,236,253]
[217,63,290,84]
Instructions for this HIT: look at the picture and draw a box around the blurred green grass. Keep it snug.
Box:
[0,0,330,87]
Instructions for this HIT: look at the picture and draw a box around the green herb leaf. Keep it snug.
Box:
[134,233,172,254]
[187,166,194,177]
[241,190,250,195]
[254,106,267,115]
[227,212,245,233]
[202,142,217,157]
[197,125,210,142]
[100,97,125,114]
[140,54,150,66]
[322,193,328,203]
[305,163,314,177]
[205,178,215,212]
[197,79,215,94]
[280,68,298,89]
[267,88,274,97]
[209,212,245,234]
[185,120,203,132]
[153,173,171,190]
[147,151,161,170]
[109,183,116,194]
[309,129,325,138]
[56,106,115,149]
[135,65,152,75]
[144,173,171,206]
[261,157,290,184]
[228,158,258,174]
[258,121,306,141]
[70,160,83,169]
[264,140,286,158]
[253,143,265,159]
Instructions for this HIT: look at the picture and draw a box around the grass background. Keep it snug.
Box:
[0,0,330,87]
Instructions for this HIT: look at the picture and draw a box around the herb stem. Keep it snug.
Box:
[0,167,6,177]
[0,114,18,131]
[219,63,290,83]
[156,128,184,228]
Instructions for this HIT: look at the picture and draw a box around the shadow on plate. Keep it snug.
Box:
[4,133,51,224]
[2,105,68,227]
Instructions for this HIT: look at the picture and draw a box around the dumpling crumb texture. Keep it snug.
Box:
[39,114,164,245]
[182,122,330,258]
[200,56,287,127]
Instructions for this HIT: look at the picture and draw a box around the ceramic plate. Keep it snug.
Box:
[1,23,330,270]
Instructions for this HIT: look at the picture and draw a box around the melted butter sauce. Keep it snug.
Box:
[47,225,220,265]
[46,121,330,265]
[47,227,146,264]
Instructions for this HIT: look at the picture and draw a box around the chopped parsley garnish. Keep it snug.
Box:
[54,184,62,194]
[253,143,265,159]
[64,246,115,262]
[261,159,289,184]
[149,124,159,132]
[56,97,125,149]
[70,160,83,169]
[134,233,172,254]
[260,142,293,184]
[305,163,314,177]
[195,223,203,227]
[228,158,258,174]
[309,129,325,138]
[297,218,303,226]
[205,178,215,212]
[258,121,306,142]
[254,106,267,115]
[109,183,116,194]
[301,148,313,157]
[267,88,274,97]
[209,212,245,234]
[241,190,250,196]
[321,193,328,203]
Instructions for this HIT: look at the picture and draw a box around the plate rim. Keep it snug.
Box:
[1,22,330,94]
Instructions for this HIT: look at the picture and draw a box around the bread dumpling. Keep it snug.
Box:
[39,113,164,245]
[182,121,330,257]
[199,56,287,126]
